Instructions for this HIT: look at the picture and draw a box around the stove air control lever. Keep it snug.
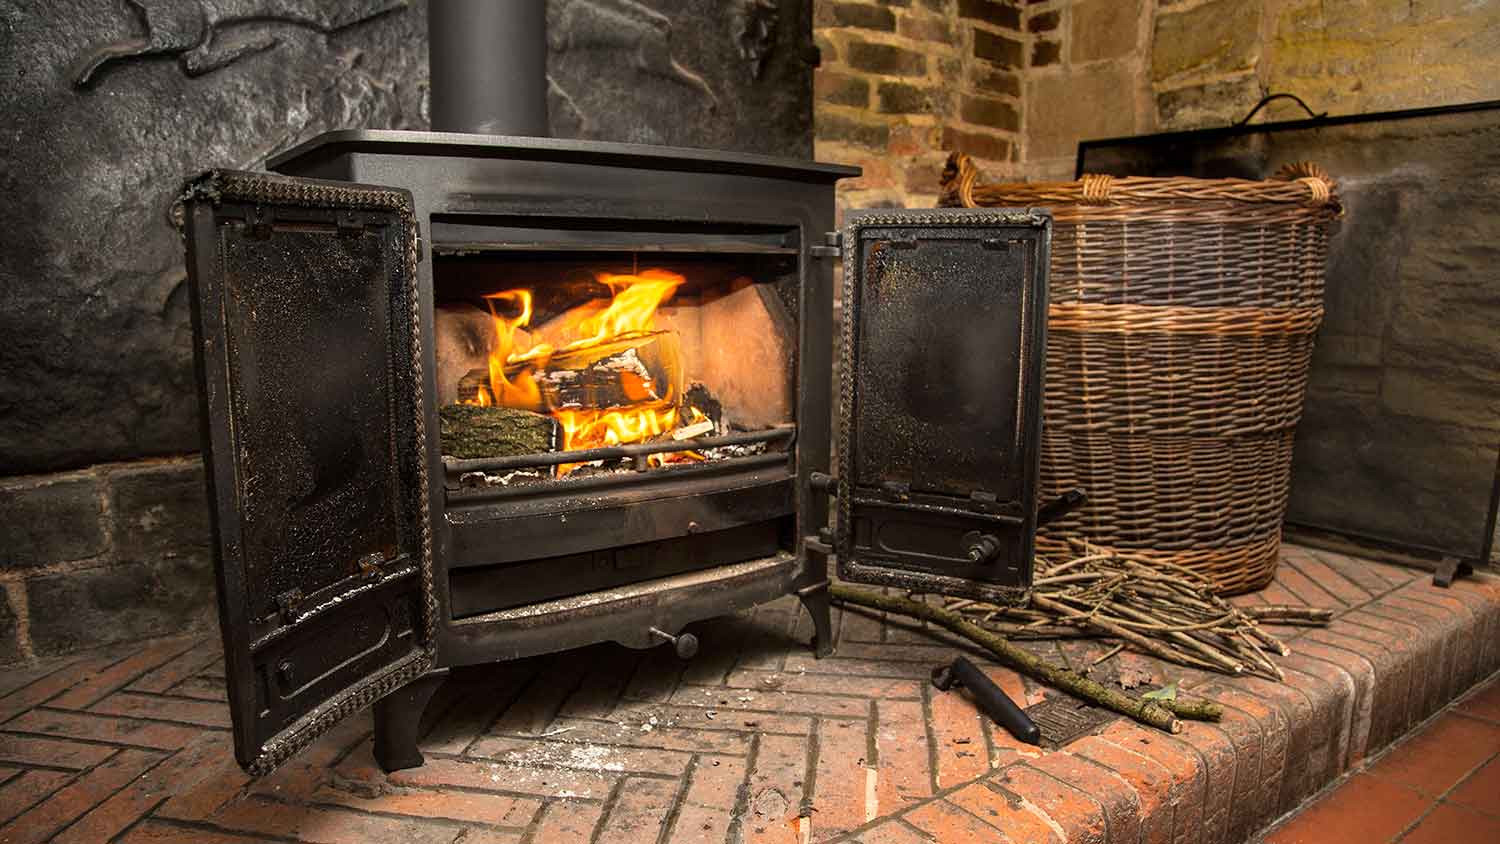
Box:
[649,627,699,660]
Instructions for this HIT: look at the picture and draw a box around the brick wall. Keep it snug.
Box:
[1013,0,1500,179]
[0,460,216,664]
[813,0,1027,210]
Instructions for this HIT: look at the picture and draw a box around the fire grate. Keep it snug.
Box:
[1024,695,1118,749]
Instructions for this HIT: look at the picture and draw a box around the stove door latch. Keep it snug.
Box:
[810,231,842,259]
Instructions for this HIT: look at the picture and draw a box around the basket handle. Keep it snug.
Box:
[940,152,981,208]
[1270,161,1342,212]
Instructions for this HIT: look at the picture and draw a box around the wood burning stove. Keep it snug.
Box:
[176,0,1055,778]
[179,150,1051,775]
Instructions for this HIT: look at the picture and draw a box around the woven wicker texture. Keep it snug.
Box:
[940,153,1342,594]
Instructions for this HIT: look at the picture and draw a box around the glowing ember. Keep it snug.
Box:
[468,269,708,474]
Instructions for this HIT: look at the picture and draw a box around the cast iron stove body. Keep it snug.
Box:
[181,131,1052,775]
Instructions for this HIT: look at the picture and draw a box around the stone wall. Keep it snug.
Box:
[1016,0,1500,179]
[812,0,1026,209]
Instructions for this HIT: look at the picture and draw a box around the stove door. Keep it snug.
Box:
[835,209,1050,604]
[181,171,435,775]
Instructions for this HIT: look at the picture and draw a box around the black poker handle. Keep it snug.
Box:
[931,656,1042,745]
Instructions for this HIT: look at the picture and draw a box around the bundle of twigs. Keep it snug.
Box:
[945,541,1332,681]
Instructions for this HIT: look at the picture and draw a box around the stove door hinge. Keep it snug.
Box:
[810,231,842,259]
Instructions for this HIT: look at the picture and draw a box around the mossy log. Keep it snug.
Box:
[439,404,557,459]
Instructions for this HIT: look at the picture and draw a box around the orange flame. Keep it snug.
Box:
[468,270,701,475]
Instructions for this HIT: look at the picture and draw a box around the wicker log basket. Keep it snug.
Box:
[940,153,1343,594]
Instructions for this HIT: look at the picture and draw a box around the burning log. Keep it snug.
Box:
[439,404,558,459]
[456,330,684,414]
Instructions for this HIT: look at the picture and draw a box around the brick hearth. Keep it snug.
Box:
[1,545,1497,843]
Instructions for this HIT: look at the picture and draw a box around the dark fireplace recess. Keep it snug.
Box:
[177,2,1059,778]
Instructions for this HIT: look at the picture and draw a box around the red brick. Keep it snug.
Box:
[342,753,618,801]
[1387,590,1478,698]
[0,748,162,844]
[622,645,688,702]
[52,732,247,844]
[743,733,807,844]
[1272,563,1346,609]
[594,775,679,842]
[89,690,232,728]
[0,651,125,724]
[1280,547,1373,605]
[1072,735,1175,844]
[1098,722,1207,844]
[669,754,746,843]
[545,717,751,756]
[465,736,691,777]
[1307,624,1417,750]
[420,662,538,755]
[844,819,930,843]
[165,676,227,703]
[1291,641,1375,765]
[838,606,887,644]
[557,650,639,720]
[1197,685,1287,839]
[727,667,925,697]
[1173,721,1237,844]
[119,818,280,843]
[1232,675,1319,814]
[126,642,222,694]
[1030,752,1142,844]
[875,700,932,812]
[0,769,74,825]
[668,683,870,719]
[207,795,461,844]
[1356,603,1454,724]
[993,763,1107,844]
[1262,772,1428,844]
[904,797,1010,841]
[1281,649,1360,769]
[929,680,990,787]
[813,716,873,836]
[528,799,605,843]
[1301,547,1401,595]
[311,780,540,828]
[1366,711,1500,797]
[949,780,1063,842]
[153,732,251,822]
[610,703,813,736]
[5,707,201,750]
[50,639,198,710]
[831,641,955,663]
[0,731,116,769]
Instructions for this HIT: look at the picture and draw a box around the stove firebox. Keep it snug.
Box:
[180,132,1051,775]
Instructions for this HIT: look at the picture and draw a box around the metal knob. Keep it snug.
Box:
[965,532,1001,563]
[649,627,699,659]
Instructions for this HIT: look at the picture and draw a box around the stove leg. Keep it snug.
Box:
[798,581,835,659]
[373,667,449,773]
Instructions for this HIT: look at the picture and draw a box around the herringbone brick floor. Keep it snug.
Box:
[1,546,1497,844]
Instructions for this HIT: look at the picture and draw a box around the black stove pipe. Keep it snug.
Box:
[429,0,549,136]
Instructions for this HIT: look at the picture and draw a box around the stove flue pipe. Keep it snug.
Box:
[428,0,549,136]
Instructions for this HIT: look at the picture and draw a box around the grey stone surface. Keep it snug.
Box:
[0,0,814,475]
[0,593,21,664]
[0,474,108,571]
[107,459,212,564]
[25,557,217,658]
